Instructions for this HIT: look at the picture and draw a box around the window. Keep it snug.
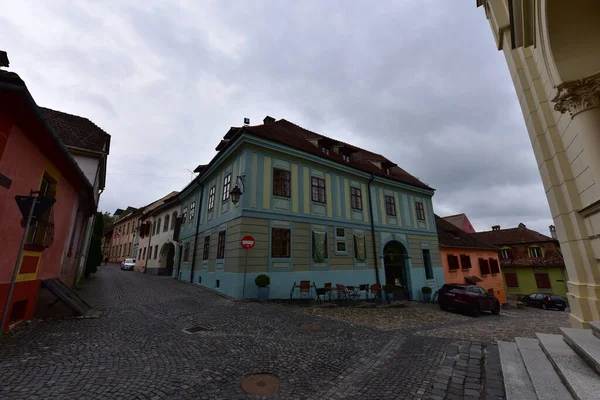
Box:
[423,249,433,280]
[164,214,170,232]
[460,254,471,269]
[217,231,226,259]
[529,246,542,258]
[128,243,132,256]
[490,259,500,274]
[535,273,551,289]
[26,173,57,248]
[272,228,291,258]
[208,186,216,210]
[171,212,177,230]
[183,243,190,262]
[203,236,210,260]
[154,245,158,259]
[354,235,367,261]
[350,187,362,210]
[181,208,187,225]
[273,169,291,197]
[222,174,231,202]
[385,195,396,216]
[189,202,195,222]
[505,272,519,288]
[126,223,130,235]
[415,201,426,221]
[335,228,346,253]
[447,254,460,270]
[312,231,328,262]
[156,218,161,234]
[479,258,490,275]
[311,177,326,203]
[500,248,512,259]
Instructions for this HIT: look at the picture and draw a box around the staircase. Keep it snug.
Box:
[499,321,600,400]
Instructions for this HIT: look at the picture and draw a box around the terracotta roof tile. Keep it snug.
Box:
[242,119,431,190]
[442,214,466,230]
[435,215,497,250]
[472,224,554,245]
[40,107,110,154]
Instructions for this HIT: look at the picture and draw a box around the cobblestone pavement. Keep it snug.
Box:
[1,265,455,400]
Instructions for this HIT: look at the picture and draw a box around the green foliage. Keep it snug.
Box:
[421,286,432,294]
[101,211,114,230]
[85,212,104,277]
[255,274,270,287]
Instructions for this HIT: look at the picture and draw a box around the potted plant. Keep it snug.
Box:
[383,284,397,304]
[255,274,270,303]
[421,286,432,302]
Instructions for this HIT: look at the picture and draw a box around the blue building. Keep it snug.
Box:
[174,116,444,300]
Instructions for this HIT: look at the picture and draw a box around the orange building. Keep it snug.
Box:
[436,216,506,304]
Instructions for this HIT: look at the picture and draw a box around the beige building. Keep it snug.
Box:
[476,1,600,327]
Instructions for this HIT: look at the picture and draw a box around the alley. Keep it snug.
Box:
[1,266,499,400]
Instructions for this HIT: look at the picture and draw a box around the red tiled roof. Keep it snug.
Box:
[241,119,432,190]
[435,215,497,250]
[443,214,467,229]
[473,224,554,246]
[500,254,564,267]
[40,107,110,154]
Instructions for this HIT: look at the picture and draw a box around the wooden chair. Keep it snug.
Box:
[324,282,333,302]
[314,282,326,304]
[370,284,382,301]
[335,284,349,303]
[299,280,311,302]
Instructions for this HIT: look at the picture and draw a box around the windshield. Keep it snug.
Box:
[550,295,563,300]
[125,258,135,263]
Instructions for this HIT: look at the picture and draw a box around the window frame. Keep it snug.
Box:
[271,228,291,258]
[504,272,519,288]
[222,174,231,203]
[311,177,326,203]
[500,248,512,259]
[202,236,210,260]
[350,187,363,210]
[273,168,291,198]
[460,254,471,269]
[181,208,187,226]
[423,249,434,280]
[334,227,347,254]
[171,212,177,230]
[154,245,158,260]
[447,254,460,271]
[189,201,196,222]
[479,258,491,275]
[385,195,396,216]
[183,242,190,262]
[529,246,542,258]
[216,231,226,259]
[163,215,170,232]
[415,201,426,221]
[535,272,552,289]
[489,258,500,274]
[312,230,329,261]
[208,186,216,211]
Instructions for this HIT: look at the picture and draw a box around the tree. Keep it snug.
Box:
[101,211,114,230]
[85,212,104,277]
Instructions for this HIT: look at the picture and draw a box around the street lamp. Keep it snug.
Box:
[230,175,245,205]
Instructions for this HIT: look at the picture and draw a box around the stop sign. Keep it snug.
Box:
[241,235,255,249]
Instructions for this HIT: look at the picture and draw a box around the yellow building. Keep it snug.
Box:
[476,1,600,328]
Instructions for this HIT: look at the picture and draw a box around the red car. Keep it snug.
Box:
[438,284,501,317]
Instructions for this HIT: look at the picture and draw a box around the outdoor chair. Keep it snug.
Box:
[359,284,369,300]
[299,280,312,302]
[335,284,349,304]
[347,285,362,303]
[324,282,333,302]
[314,282,326,304]
[370,284,382,301]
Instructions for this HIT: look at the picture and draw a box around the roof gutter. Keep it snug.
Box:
[188,180,204,284]
[367,174,381,287]
[0,81,96,211]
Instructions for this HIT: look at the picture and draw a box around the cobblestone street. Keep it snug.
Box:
[0,265,508,399]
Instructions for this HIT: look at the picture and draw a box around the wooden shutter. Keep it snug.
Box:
[535,273,551,289]
[479,258,490,275]
[489,259,500,274]
[447,255,460,270]
[505,272,519,288]
[460,255,471,269]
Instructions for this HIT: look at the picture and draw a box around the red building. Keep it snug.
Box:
[0,64,99,331]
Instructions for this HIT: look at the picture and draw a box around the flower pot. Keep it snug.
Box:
[422,293,431,303]
[257,286,270,303]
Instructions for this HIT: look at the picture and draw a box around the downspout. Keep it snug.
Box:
[367,174,381,287]
[144,218,152,274]
[189,181,204,284]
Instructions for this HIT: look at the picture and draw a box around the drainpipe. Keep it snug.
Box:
[144,219,152,274]
[189,181,204,284]
[367,174,381,287]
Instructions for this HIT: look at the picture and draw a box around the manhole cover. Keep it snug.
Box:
[240,374,280,396]
[183,325,211,334]
[299,323,322,331]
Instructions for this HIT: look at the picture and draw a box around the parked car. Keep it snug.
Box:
[521,293,567,311]
[438,284,501,317]
[121,258,136,271]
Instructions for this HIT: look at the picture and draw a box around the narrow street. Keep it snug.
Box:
[1,265,502,399]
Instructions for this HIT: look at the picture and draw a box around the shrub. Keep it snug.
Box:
[421,286,432,294]
[255,274,270,287]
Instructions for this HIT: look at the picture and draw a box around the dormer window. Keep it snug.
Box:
[322,147,330,155]
[386,168,390,175]
[342,154,350,162]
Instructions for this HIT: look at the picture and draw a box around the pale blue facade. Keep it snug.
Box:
[174,121,444,301]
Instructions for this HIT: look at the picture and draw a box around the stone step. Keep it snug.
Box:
[537,333,600,400]
[515,338,574,400]
[589,321,600,340]
[561,327,600,376]
[498,340,538,400]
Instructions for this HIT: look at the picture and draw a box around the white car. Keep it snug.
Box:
[121,258,136,271]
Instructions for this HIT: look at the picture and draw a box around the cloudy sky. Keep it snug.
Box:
[0,0,553,235]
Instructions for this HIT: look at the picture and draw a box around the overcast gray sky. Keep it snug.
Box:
[0,0,554,235]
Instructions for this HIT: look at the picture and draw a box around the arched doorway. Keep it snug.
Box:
[159,242,175,276]
[383,240,410,299]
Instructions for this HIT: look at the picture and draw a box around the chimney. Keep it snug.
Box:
[549,225,558,240]
[263,116,275,124]
[243,118,250,125]
[0,50,8,68]
[518,223,526,229]
[492,225,500,231]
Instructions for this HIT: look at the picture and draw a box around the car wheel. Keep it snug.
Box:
[439,303,448,311]
[472,304,480,318]
[542,304,548,310]
[492,304,500,315]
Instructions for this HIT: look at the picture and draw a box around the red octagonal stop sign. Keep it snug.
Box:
[241,235,255,250]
